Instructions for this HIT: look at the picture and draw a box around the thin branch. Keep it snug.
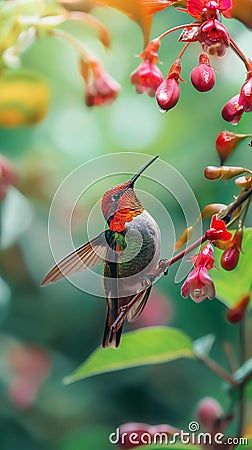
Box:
[230,37,251,72]
[196,355,238,387]
[221,186,252,223]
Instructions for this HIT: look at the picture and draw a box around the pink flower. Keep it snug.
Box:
[181,242,216,303]
[198,19,230,56]
[191,242,215,269]
[131,39,163,97]
[85,61,120,107]
[181,266,215,303]
[131,60,163,97]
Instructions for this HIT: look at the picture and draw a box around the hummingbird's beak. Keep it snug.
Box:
[128,155,159,188]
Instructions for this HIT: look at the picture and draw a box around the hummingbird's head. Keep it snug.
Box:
[101,155,158,232]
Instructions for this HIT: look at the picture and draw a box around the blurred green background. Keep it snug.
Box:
[0,4,252,450]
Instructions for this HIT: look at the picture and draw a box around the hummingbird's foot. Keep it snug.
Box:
[158,259,169,276]
[141,274,155,287]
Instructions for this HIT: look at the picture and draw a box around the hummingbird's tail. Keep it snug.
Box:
[102,298,124,348]
[102,286,152,348]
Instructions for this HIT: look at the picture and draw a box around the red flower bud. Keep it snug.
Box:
[156,59,181,112]
[221,228,243,271]
[221,247,240,271]
[222,95,244,125]
[156,77,180,111]
[226,293,250,323]
[196,397,223,431]
[215,131,251,164]
[191,53,215,92]
[239,76,252,112]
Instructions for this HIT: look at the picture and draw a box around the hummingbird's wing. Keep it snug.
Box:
[41,232,108,286]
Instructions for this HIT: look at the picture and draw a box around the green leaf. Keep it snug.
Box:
[193,334,215,358]
[64,327,194,383]
[211,228,252,309]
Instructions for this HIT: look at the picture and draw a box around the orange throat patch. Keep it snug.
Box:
[109,208,143,232]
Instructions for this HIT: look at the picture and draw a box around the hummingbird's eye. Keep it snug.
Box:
[111,192,121,202]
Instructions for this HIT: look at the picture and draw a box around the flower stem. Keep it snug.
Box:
[230,37,251,72]
[49,28,94,62]
[221,185,252,223]
[157,22,200,41]
[196,355,238,387]
[178,42,190,59]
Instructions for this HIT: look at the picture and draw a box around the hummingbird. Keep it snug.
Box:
[41,155,161,348]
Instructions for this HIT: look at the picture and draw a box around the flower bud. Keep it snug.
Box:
[191,53,215,92]
[221,247,240,271]
[204,166,222,180]
[222,95,244,125]
[196,397,223,431]
[235,176,252,188]
[156,77,180,112]
[205,165,251,180]
[221,228,243,271]
[239,76,252,112]
[216,131,251,164]
[226,293,250,323]
[201,203,227,219]
[156,59,181,112]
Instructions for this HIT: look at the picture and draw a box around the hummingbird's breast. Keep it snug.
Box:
[119,210,160,277]
[103,210,161,299]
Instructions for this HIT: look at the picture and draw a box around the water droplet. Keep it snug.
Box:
[158,106,167,114]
